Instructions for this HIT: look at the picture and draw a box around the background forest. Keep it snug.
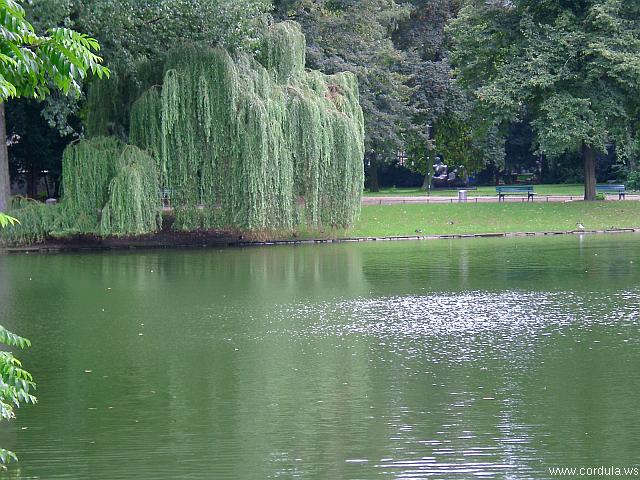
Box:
[6,0,640,199]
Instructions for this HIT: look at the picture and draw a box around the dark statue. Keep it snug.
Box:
[431,156,469,188]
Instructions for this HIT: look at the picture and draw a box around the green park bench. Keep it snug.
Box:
[496,185,535,202]
[596,184,626,200]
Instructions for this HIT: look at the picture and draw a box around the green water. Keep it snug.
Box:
[1,234,639,479]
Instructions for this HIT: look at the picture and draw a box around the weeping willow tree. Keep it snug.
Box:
[130,21,365,232]
[130,88,164,176]
[2,139,160,245]
[100,146,161,236]
[85,59,165,139]
[3,20,364,246]
[258,20,306,84]
[61,137,126,231]
[52,138,161,237]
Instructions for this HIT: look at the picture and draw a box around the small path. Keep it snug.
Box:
[362,194,640,205]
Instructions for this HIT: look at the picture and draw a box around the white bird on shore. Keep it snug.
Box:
[576,223,585,231]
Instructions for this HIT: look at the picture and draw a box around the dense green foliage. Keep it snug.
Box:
[273,0,501,189]
[62,137,126,226]
[46,0,272,61]
[0,197,61,244]
[7,0,640,217]
[2,21,364,244]
[449,0,640,198]
[274,1,414,174]
[23,0,273,138]
[130,21,364,232]
[2,138,160,244]
[627,171,640,191]
[0,325,36,468]
[62,138,160,236]
[99,146,161,236]
[0,0,108,100]
[1,0,272,207]
[0,0,108,213]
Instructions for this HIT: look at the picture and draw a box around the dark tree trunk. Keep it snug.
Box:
[0,103,9,211]
[367,155,380,192]
[44,173,51,198]
[583,142,596,201]
[28,162,37,199]
[421,173,430,190]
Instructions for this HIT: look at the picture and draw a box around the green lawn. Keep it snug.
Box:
[300,201,640,239]
[363,184,588,197]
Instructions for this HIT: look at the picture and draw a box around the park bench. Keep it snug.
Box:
[496,185,535,202]
[596,184,626,200]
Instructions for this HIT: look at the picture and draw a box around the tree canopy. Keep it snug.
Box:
[449,0,640,199]
[5,0,640,205]
[25,0,272,62]
[275,0,414,157]
[0,0,108,211]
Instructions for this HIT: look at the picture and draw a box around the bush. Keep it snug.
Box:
[0,198,62,246]
[626,170,640,191]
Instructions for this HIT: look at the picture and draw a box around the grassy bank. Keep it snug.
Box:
[363,184,589,197]
[4,200,640,250]
[305,201,640,238]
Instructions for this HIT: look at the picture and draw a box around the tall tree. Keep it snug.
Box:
[449,0,640,200]
[395,0,458,129]
[395,0,468,187]
[0,0,108,211]
[274,0,413,191]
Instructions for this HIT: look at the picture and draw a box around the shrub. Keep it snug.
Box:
[626,170,640,191]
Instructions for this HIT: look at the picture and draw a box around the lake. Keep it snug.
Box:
[1,234,639,479]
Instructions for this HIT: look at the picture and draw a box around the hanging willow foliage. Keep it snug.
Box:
[61,137,125,231]
[130,87,164,181]
[85,59,165,139]
[129,20,364,233]
[257,21,306,84]
[60,138,160,237]
[100,146,161,237]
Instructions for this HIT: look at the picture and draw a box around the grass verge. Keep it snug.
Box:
[4,200,640,249]
[299,201,640,239]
